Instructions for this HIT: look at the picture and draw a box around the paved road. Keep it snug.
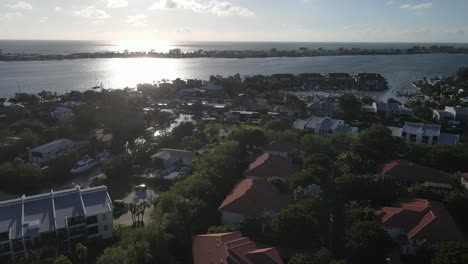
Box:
[114,189,159,226]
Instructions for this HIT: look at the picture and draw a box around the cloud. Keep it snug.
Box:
[149,0,254,16]
[6,1,32,10]
[55,6,62,12]
[39,17,48,23]
[0,12,22,21]
[73,6,110,19]
[126,14,148,27]
[107,0,128,8]
[400,2,432,10]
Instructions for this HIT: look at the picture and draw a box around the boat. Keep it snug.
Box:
[70,157,98,174]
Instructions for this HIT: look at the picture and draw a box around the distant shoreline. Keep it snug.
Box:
[1,45,468,62]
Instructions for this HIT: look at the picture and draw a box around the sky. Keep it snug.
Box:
[0,0,467,42]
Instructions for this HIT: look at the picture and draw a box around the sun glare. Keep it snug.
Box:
[112,40,174,53]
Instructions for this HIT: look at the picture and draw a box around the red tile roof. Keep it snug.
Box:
[376,199,465,243]
[192,232,284,264]
[243,153,297,180]
[218,179,290,216]
[381,160,453,185]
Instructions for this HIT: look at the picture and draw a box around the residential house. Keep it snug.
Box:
[292,116,358,136]
[433,109,456,122]
[28,139,75,164]
[1,104,25,121]
[376,199,465,255]
[218,179,290,225]
[381,160,453,187]
[326,73,353,82]
[354,73,388,90]
[263,140,305,159]
[445,106,468,122]
[0,186,112,257]
[51,106,74,122]
[243,153,297,181]
[192,232,284,264]
[226,111,260,122]
[299,73,324,84]
[151,148,196,169]
[388,122,459,145]
[307,102,337,117]
[270,74,296,87]
[433,106,468,123]
[363,102,413,120]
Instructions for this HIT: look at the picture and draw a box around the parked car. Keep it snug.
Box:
[70,157,98,174]
[113,200,128,217]
[136,184,147,192]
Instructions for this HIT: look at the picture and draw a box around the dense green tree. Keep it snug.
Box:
[431,242,468,264]
[230,127,266,153]
[97,247,128,264]
[272,199,321,248]
[337,94,362,122]
[53,256,72,264]
[335,175,398,206]
[444,192,468,233]
[353,125,403,166]
[288,254,315,264]
[75,243,88,264]
[290,165,328,190]
[344,221,394,264]
[207,225,238,234]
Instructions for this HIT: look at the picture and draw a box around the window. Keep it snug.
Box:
[103,225,108,232]
[402,132,407,137]
[422,136,429,144]
[86,216,98,225]
[0,232,9,241]
[87,226,99,236]
[409,134,416,142]
[102,214,107,221]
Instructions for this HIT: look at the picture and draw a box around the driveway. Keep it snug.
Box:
[114,188,159,226]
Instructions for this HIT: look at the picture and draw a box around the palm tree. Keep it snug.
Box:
[75,243,88,264]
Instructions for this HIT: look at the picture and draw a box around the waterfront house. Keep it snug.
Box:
[292,116,358,136]
[192,232,284,264]
[388,122,459,145]
[51,106,74,122]
[299,73,324,84]
[218,179,290,225]
[243,153,297,181]
[327,73,353,82]
[376,199,465,255]
[355,73,388,90]
[0,186,112,257]
[28,139,75,164]
[151,148,196,169]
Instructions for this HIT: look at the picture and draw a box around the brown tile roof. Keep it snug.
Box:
[218,179,290,216]
[381,160,453,185]
[243,153,297,180]
[192,232,284,264]
[376,199,465,243]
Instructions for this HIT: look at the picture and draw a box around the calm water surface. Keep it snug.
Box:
[0,54,467,98]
